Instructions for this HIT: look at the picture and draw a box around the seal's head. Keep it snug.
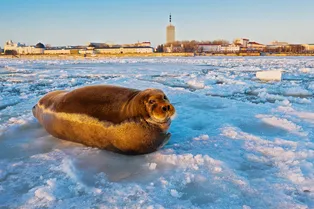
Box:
[142,89,175,130]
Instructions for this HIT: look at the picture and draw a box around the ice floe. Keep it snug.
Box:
[0,57,314,208]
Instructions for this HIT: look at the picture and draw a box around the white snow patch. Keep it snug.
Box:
[170,189,182,198]
[274,138,298,148]
[148,163,157,170]
[34,180,57,202]
[277,106,314,124]
[187,79,205,89]
[283,87,312,97]
[221,126,314,190]
[256,114,307,136]
[193,134,210,141]
[8,117,28,125]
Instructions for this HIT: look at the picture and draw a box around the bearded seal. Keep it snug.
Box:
[32,85,175,155]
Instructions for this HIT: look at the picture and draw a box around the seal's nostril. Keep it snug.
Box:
[162,105,170,112]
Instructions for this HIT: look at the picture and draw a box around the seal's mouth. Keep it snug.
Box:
[147,116,171,124]
[146,116,171,130]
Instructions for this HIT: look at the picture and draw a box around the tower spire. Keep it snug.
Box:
[169,13,172,24]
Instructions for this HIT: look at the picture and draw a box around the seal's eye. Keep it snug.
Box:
[164,96,168,100]
[149,100,155,104]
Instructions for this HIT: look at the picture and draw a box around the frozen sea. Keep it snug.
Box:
[0,57,314,209]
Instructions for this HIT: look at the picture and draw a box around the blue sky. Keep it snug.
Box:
[0,0,313,47]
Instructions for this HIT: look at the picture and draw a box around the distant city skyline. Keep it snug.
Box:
[1,0,314,48]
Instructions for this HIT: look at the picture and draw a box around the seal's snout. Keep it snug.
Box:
[32,104,37,117]
[167,104,175,117]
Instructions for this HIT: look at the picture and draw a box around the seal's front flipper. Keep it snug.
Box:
[158,133,171,150]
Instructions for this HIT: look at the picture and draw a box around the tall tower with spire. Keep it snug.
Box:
[166,13,175,44]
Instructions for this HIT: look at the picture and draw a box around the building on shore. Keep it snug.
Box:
[87,42,111,48]
[265,45,280,51]
[264,42,307,53]
[3,40,153,55]
[271,41,289,47]
[302,44,314,52]
[4,40,23,52]
[81,41,153,54]
[234,38,249,48]
[93,46,153,54]
[166,14,175,44]
[44,48,71,55]
[87,41,151,48]
[247,42,266,51]
[197,43,240,53]
[80,41,153,54]
[79,42,153,54]
[221,44,240,52]
[197,44,221,52]
[4,40,45,54]
[135,41,151,47]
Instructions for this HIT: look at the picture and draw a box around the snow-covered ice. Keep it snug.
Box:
[0,56,314,208]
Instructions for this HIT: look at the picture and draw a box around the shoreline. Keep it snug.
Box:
[0,52,314,60]
[0,53,194,60]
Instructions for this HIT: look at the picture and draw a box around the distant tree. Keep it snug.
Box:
[200,40,212,45]
[155,44,164,52]
[182,41,197,52]
[212,39,229,45]
[163,43,171,48]
[301,45,306,53]
[289,45,305,53]
[278,47,282,53]
[4,50,18,55]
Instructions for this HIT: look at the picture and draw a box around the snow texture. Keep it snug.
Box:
[1,57,314,209]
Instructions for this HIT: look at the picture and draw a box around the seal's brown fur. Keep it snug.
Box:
[32,85,175,154]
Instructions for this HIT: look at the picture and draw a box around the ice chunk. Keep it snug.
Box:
[148,163,157,170]
[299,68,314,73]
[34,187,55,201]
[1,57,314,208]
[193,134,209,141]
[170,189,181,198]
[256,70,282,81]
